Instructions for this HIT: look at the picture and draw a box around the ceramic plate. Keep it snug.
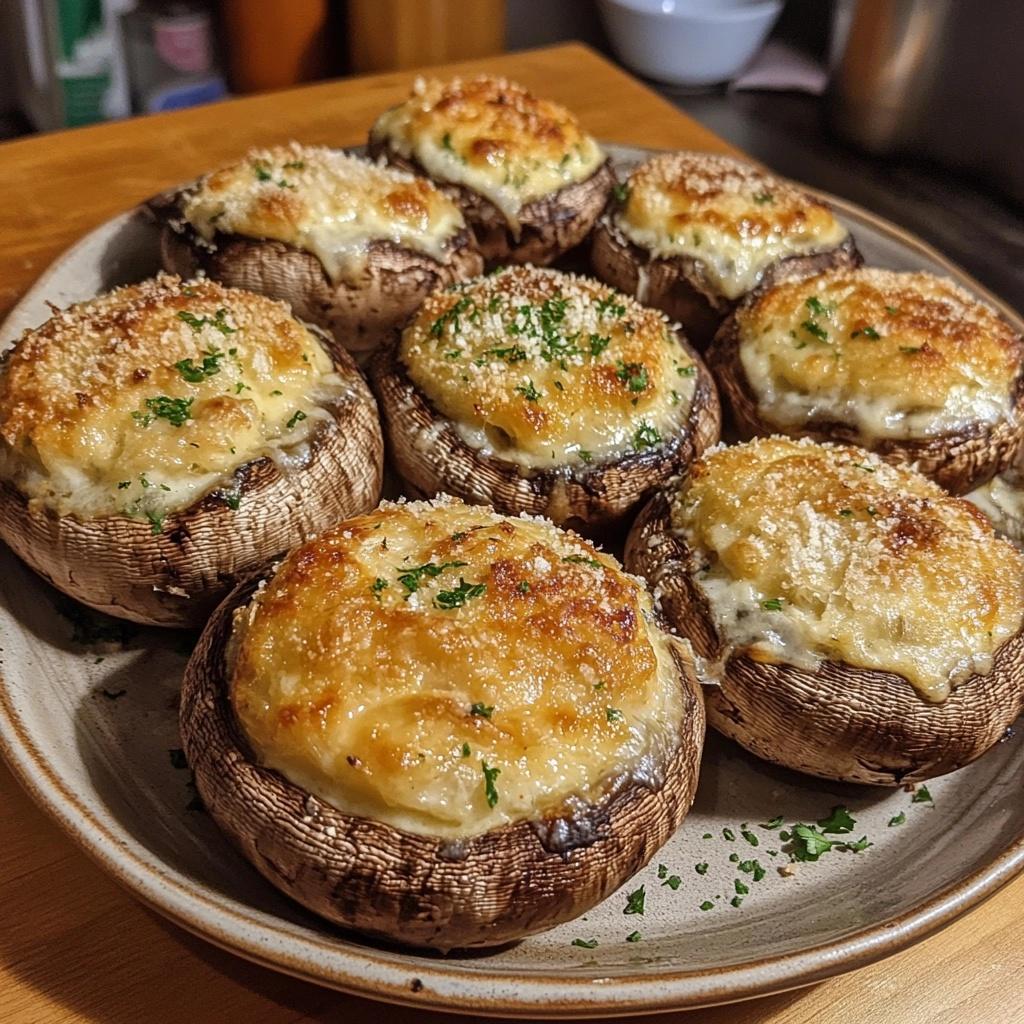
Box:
[1,146,1023,1018]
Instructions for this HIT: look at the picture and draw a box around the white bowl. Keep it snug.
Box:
[598,0,785,87]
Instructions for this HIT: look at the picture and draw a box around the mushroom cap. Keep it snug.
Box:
[707,269,1024,495]
[592,216,861,351]
[369,266,721,531]
[370,144,615,266]
[0,279,384,626]
[625,458,1024,786]
[180,501,705,950]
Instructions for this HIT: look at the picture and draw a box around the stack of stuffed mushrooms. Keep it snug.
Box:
[1,75,1023,952]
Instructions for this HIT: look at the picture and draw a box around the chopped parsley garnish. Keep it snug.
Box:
[606,707,624,723]
[286,409,307,429]
[434,578,486,609]
[612,182,630,203]
[482,760,501,807]
[563,554,602,569]
[470,702,494,718]
[441,131,454,151]
[790,824,835,861]
[175,348,224,382]
[662,875,682,891]
[252,163,273,181]
[800,319,830,342]
[578,449,593,464]
[517,580,530,593]
[753,191,774,205]
[177,308,237,335]
[723,828,736,842]
[625,931,641,943]
[145,509,166,535]
[851,325,881,339]
[476,345,528,364]
[283,159,305,170]
[117,480,131,489]
[616,360,649,392]
[595,293,626,319]
[761,598,783,611]
[657,864,668,879]
[805,296,835,318]
[461,742,471,757]
[623,885,645,916]
[429,295,474,338]
[695,862,709,875]
[677,364,697,377]
[759,815,784,830]
[632,422,661,450]
[515,379,542,402]
[817,806,855,834]
[912,785,934,804]
[588,333,610,357]
[734,879,749,895]
[444,349,461,360]
[888,812,907,827]
[371,577,388,600]
[572,938,598,949]
[843,836,873,853]
[730,896,744,908]
[396,560,467,594]
[699,901,715,912]
[885,305,900,315]
[143,395,193,427]
[838,509,854,517]
[852,462,876,473]
[741,828,759,847]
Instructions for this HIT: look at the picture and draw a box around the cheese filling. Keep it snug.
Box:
[736,269,1022,440]
[182,143,466,284]
[967,466,1024,548]
[228,497,684,839]
[399,266,699,469]
[370,76,605,229]
[0,275,346,524]
[614,153,848,300]
[673,436,1024,702]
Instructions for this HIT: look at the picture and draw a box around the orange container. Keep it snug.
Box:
[220,0,330,93]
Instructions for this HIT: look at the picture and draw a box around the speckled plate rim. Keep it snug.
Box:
[2,147,1024,1018]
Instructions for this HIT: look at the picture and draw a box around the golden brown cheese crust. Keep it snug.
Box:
[736,268,1023,440]
[0,274,341,520]
[182,143,466,283]
[229,498,683,839]
[370,76,605,222]
[615,153,848,300]
[400,266,698,468]
[674,436,1024,701]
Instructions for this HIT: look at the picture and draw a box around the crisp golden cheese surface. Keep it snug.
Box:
[182,143,465,283]
[737,269,1023,440]
[615,153,848,300]
[0,275,345,524]
[370,76,605,226]
[229,498,684,839]
[400,266,698,469]
[673,436,1024,701]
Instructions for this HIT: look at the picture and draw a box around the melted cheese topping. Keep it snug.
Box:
[229,497,683,839]
[0,275,346,522]
[370,76,605,227]
[400,266,698,469]
[182,143,465,283]
[615,153,848,300]
[737,269,1022,440]
[673,436,1024,702]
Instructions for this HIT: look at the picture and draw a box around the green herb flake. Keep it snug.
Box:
[734,879,749,895]
[761,598,783,611]
[615,360,649,393]
[912,785,934,805]
[371,577,388,600]
[578,449,593,464]
[572,938,598,949]
[841,836,873,853]
[753,191,775,205]
[662,875,682,891]
[699,901,715,912]
[888,812,907,827]
[461,742,471,757]
[804,296,834,318]
[252,163,273,181]
[435,578,486,610]
[885,305,900,315]
[729,853,739,864]
[482,760,501,807]
[838,509,854,517]
[900,345,923,354]
[396,560,468,594]
[852,462,876,473]
[175,348,224,382]
[588,333,610,357]
[441,131,454,152]
[515,379,542,402]
[143,395,193,427]
[612,182,631,203]
[723,828,736,842]
[741,829,759,847]
[677,364,697,377]
[790,824,835,861]
[759,815,784,829]
[695,862,709,875]
[657,863,668,880]
[286,409,307,429]
[800,319,830,342]
[563,554,602,569]
[518,580,530,594]
[625,930,642,943]
[632,422,661,451]
[817,806,855,834]
[470,702,494,718]
[145,509,166,535]
[606,707,624,723]
[730,896,744,908]
[851,325,881,340]
[623,885,646,916]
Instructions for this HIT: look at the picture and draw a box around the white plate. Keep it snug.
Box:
[2,145,1023,1017]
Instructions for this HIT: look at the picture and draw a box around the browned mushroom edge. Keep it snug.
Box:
[591,218,862,352]
[147,189,484,361]
[625,489,1024,786]
[367,140,616,267]
[368,332,721,535]
[706,309,1024,496]
[179,570,705,951]
[0,335,384,627]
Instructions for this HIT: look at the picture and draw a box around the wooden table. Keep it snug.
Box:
[1,43,1022,1024]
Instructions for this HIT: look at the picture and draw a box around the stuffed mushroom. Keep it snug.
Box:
[592,152,860,348]
[369,75,614,266]
[151,143,483,360]
[0,275,383,626]
[370,265,721,531]
[626,436,1024,786]
[180,496,705,950]
[707,267,1024,494]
